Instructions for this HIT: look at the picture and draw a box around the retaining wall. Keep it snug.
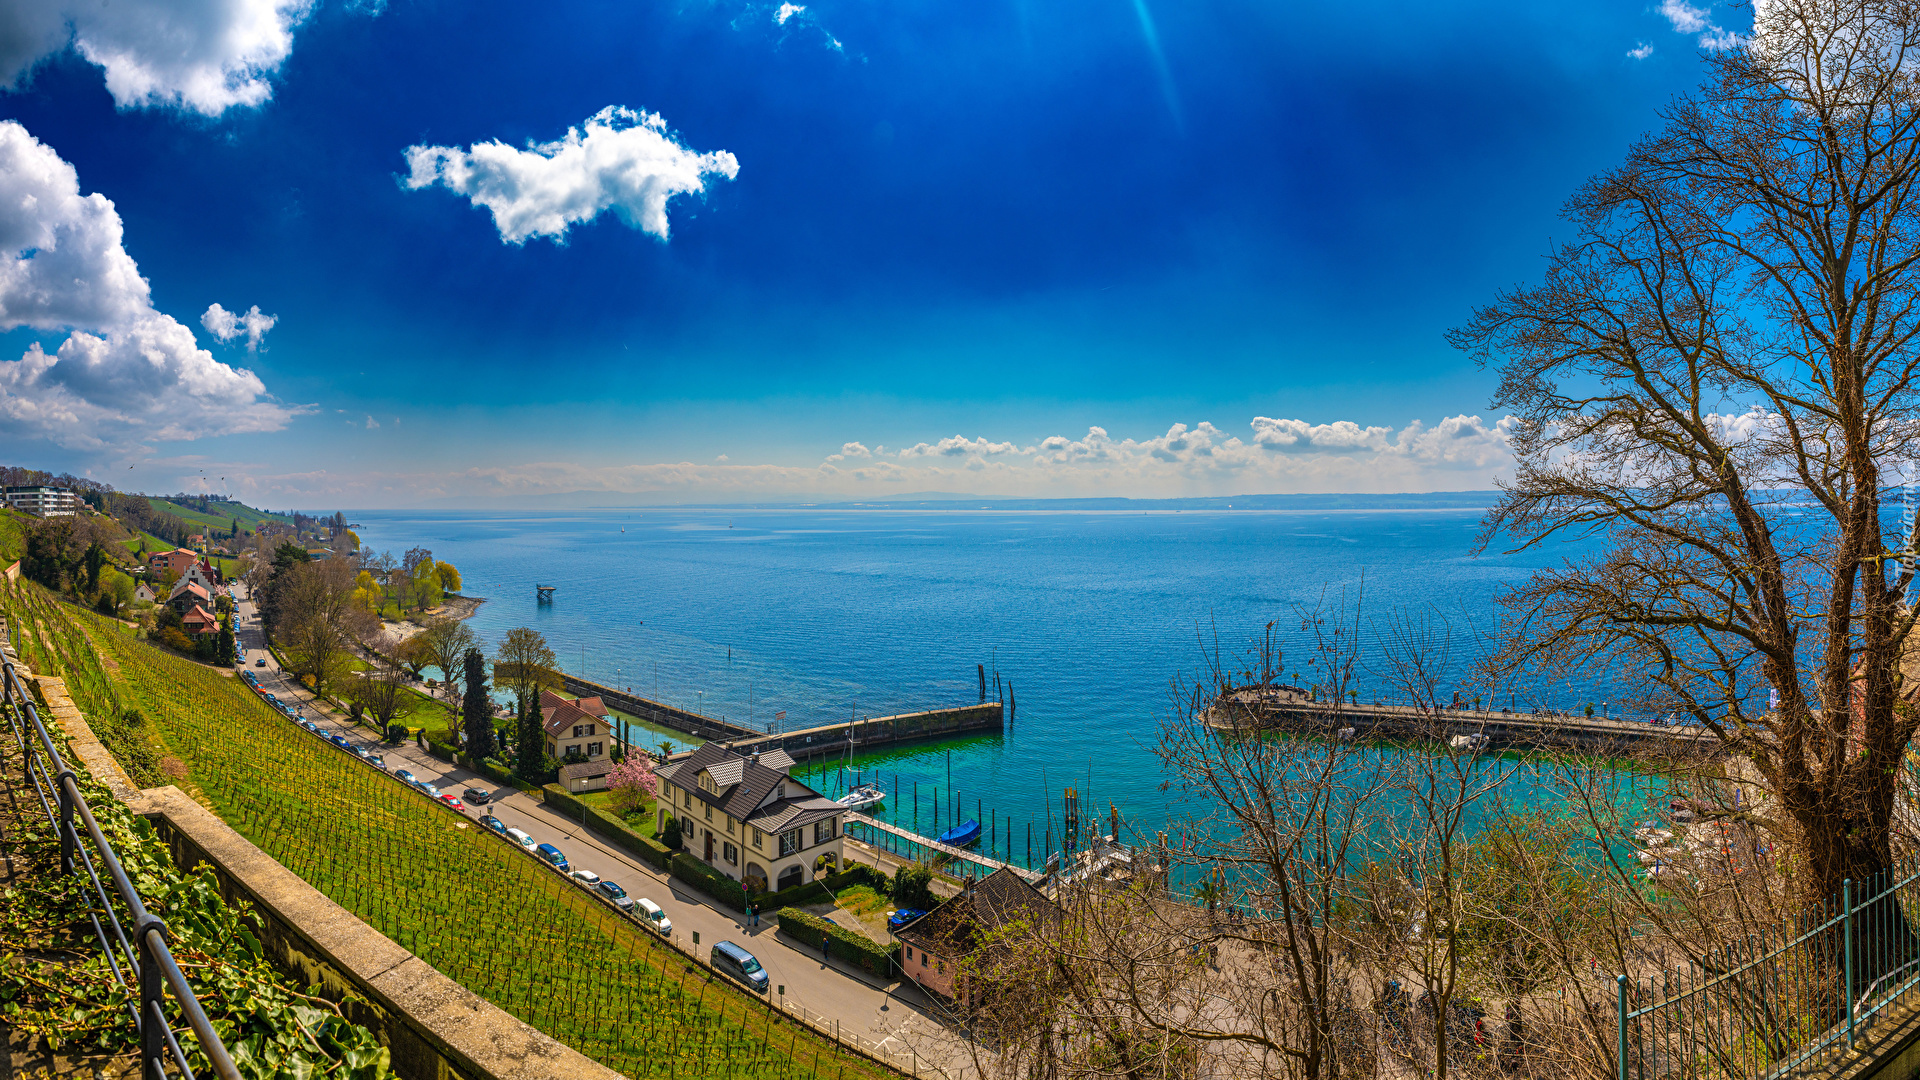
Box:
[721,703,1004,762]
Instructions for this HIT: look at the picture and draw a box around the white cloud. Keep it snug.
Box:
[0,121,297,451]
[1660,0,1710,33]
[364,414,379,429]
[0,0,320,116]
[1659,0,1743,50]
[775,3,804,25]
[201,302,277,350]
[403,106,740,244]
[1628,41,1655,59]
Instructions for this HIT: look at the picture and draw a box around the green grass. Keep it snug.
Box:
[145,497,288,534]
[0,580,886,1080]
[834,886,888,919]
[572,789,661,838]
[0,509,28,564]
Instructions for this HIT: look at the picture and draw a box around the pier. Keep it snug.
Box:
[1206,686,1719,752]
[719,703,1003,762]
[843,812,1045,884]
[561,672,1006,754]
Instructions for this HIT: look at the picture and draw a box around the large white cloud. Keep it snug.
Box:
[0,0,318,115]
[0,121,297,451]
[403,106,741,244]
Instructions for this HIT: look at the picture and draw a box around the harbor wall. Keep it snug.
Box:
[1214,701,1717,753]
[720,702,1004,761]
[558,673,759,741]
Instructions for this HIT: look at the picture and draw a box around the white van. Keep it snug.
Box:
[505,828,536,850]
[636,898,672,936]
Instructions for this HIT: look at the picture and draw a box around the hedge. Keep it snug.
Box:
[542,784,673,870]
[671,853,747,911]
[775,908,898,978]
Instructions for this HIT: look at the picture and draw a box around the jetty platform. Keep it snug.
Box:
[1206,686,1719,752]
[843,812,1045,884]
[562,673,1006,758]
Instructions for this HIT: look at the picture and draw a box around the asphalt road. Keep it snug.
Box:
[225,584,975,1076]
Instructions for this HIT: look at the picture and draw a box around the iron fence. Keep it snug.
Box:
[1618,864,1920,1080]
[0,642,241,1079]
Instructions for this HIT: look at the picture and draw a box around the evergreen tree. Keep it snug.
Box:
[462,648,495,759]
[514,691,546,780]
[82,541,107,592]
[216,616,235,666]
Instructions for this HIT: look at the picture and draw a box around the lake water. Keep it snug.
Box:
[349,506,1619,865]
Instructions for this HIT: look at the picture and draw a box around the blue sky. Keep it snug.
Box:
[0,0,1737,505]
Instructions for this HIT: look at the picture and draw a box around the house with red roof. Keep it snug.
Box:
[540,688,613,763]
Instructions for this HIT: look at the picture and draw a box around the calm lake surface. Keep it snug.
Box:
[349,507,1619,862]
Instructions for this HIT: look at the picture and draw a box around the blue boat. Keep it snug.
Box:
[937,820,981,847]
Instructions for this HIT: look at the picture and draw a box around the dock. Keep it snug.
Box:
[1205,686,1720,752]
[720,703,1003,762]
[843,812,1046,885]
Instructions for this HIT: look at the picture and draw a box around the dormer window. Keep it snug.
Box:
[700,772,719,795]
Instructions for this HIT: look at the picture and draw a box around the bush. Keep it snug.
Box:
[385,723,407,745]
[661,814,682,851]
[828,862,892,896]
[541,784,672,870]
[893,862,936,910]
[671,853,746,911]
[774,908,898,978]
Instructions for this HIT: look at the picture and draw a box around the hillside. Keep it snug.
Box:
[0,578,883,1080]
[145,497,288,534]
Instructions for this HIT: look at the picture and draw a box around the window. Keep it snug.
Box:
[752,828,764,849]
[573,725,586,737]
[704,803,713,822]
[937,961,944,974]
[903,946,912,960]
[814,818,837,845]
[726,816,735,835]
[586,723,596,735]
[700,773,718,795]
[723,842,738,865]
[587,742,602,757]
[921,952,928,968]
[779,828,801,856]
[546,741,555,756]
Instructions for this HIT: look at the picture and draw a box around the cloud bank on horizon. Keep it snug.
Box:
[0,123,297,452]
[177,413,1520,506]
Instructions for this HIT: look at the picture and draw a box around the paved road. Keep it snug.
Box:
[227,585,976,1077]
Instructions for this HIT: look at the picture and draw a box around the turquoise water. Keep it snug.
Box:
[350,507,1622,865]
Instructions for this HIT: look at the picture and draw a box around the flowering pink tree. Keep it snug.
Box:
[607,756,658,814]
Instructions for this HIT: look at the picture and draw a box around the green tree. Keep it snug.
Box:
[216,616,236,666]
[513,695,548,782]
[433,560,462,594]
[494,627,558,715]
[462,648,496,760]
[661,815,682,850]
[893,862,936,910]
[82,540,107,592]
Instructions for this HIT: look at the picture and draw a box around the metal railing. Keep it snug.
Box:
[1618,863,1920,1080]
[0,644,241,1079]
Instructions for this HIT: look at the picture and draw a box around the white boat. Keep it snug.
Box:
[1447,733,1491,754]
[837,784,885,811]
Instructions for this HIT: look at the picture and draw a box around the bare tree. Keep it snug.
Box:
[348,658,406,728]
[277,559,377,697]
[1451,0,1920,908]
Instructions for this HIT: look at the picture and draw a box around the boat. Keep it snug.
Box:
[837,784,885,812]
[1447,733,1490,754]
[937,820,981,847]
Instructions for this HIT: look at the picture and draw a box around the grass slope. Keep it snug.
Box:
[0,580,886,1080]
[146,498,288,534]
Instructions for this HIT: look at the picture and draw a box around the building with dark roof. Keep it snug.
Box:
[657,741,841,895]
[541,688,612,763]
[894,867,1055,1005]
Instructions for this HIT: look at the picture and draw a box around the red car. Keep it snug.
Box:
[439,794,466,811]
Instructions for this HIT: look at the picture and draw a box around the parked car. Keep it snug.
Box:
[256,658,267,666]
[328,734,348,748]
[479,815,506,834]
[463,788,491,805]
[596,880,635,912]
[365,754,386,769]
[505,828,536,849]
[636,898,671,936]
[710,942,768,993]
[568,869,601,886]
[534,843,568,871]
[394,769,417,785]
[439,794,465,810]
[415,782,440,799]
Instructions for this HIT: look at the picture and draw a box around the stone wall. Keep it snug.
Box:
[559,674,758,741]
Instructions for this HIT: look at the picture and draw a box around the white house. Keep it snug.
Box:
[657,743,842,895]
